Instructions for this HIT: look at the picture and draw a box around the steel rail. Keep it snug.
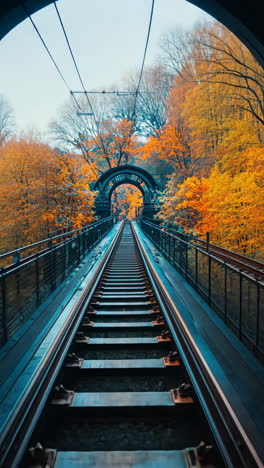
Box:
[131,223,263,468]
[0,222,124,467]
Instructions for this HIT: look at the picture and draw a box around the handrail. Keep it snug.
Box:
[141,218,264,281]
[0,217,112,265]
[139,217,264,362]
[0,221,124,467]
[132,222,262,467]
[0,216,114,345]
[142,218,264,269]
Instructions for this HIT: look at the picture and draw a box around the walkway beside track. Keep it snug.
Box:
[133,222,264,462]
[0,223,121,437]
[0,220,263,465]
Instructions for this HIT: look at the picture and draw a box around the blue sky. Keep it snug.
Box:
[0,0,212,136]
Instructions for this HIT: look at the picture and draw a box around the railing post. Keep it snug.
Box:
[82,231,85,255]
[173,235,176,267]
[239,271,243,339]
[208,255,211,304]
[84,230,88,254]
[52,245,56,290]
[35,254,40,305]
[87,229,90,251]
[165,232,168,259]
[0,268,8,343]
[65,240,69,274]
[91,227,94,247]
[185,242,188,278]
[13,251,21,297]
[179,239,182,273]
[77,235,81,263]
[82,231,86,257]
[195,248,198,288]
[206,232,210,251]
[255,282,260,352]
[224,262,227,322]
[13,251,20,265]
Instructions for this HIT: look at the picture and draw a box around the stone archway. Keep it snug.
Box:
[93,165,159,219]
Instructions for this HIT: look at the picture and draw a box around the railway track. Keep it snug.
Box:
[2,221,261,467]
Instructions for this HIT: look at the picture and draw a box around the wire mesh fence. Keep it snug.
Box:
[140,218,264,361]
[0,217,113,346]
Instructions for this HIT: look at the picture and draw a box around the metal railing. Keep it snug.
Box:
[140,218,264,361]
[150,222,264,276]
[0,217,114,346]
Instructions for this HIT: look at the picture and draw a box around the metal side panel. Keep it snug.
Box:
[67,391,193,408]
[81,359,164,370]
[55,450,190,468]
[87,337,158,345]
[92,322,153,328]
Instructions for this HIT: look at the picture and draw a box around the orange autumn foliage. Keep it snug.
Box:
[112,185,143,220]
[138,124,190,180]
[159,167,264,257]
[154,22,264,258]
[44,153,97,231]
[82,119,137,171]
[0,137,96,253]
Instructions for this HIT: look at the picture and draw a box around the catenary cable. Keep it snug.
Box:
[131,0,155,120]
[22,3,82,111]
[53,1,108,153]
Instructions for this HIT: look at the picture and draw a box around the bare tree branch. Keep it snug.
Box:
[0,96,15,146]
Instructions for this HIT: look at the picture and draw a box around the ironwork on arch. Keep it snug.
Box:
[93,165,159,219]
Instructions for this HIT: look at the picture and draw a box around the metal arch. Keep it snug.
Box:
[94,165,158,196]
[94,165,158,219]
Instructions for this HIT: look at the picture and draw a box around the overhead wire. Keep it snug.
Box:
[22,3,82,111]
[53,1,86,93]
[131,0,155,121]
[53,0,107,151]
[54,0,155,129]
[23,0,155,143]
